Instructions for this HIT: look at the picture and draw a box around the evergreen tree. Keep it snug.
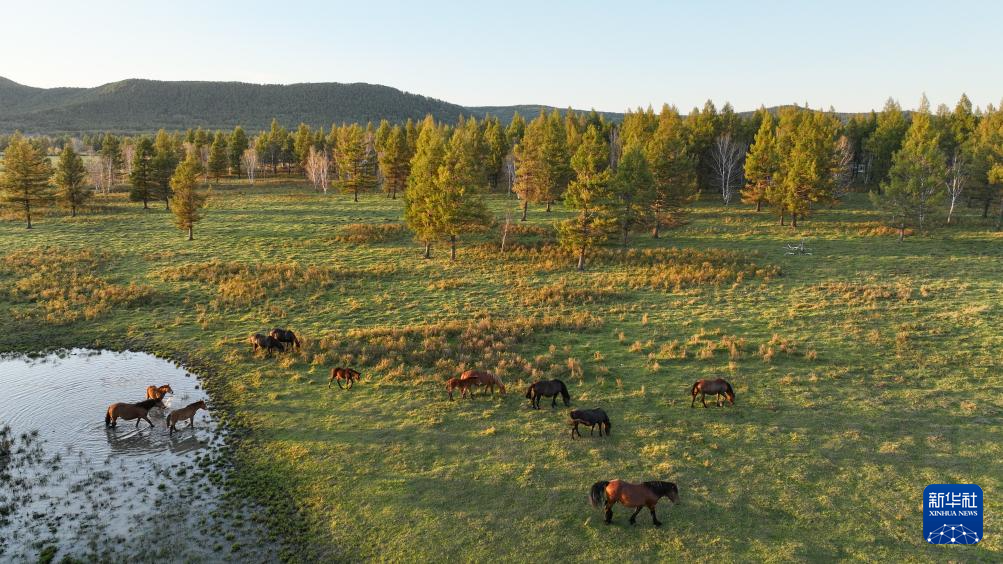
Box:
[405,117,447,258]
[437,124,491,260]
[611,146,655,247]
[513,111,571,219]
[865,98,909,190]
[684,100,720,193]
[207,132,228,181]
[559,125,615,270]
[228,126,249,175]
[0,133,53,228]
[506,112,526,146]
[743,110,778,212]
[871,97,946,239]
[777,110,841,227]
[53,145,90,217]
[483,117,509,192]
[152,130,180,209]
[169,153,208,240]
[129,137,155,209]
[293,123,313,169]
[970,105,1003,227]
[378,125,410,200]
[646,105,697,237]
[99,134,124,187]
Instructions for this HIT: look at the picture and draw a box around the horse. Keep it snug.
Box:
[167,400,208,435]
[145,384,174,401]
[589,479,680,527]
[269,328,301,350]
[328,367,362,389]
[525,379,570,409]
[569,408,611,439]
[445,378,476,400]
[690,378,735,408]
[459,370,506,396]
[249,333,284,355]
[105,398,164,429]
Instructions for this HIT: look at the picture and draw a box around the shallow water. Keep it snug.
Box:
[0,349,272,562]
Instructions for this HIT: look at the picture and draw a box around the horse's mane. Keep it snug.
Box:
[135,398,161,409]
[725,381,735,396]
[555,379,570,400]
[642,481,677,497]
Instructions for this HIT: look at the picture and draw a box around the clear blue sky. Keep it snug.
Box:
[4,0,1001,113]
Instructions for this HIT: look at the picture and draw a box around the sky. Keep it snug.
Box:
[3,0,1001,113]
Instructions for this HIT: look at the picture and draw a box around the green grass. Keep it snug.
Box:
[2,181,1001,562]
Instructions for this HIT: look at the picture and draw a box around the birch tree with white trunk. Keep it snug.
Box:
[711,133,746,204]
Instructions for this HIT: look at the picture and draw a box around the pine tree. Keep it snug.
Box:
[506,112,526,146]
[293,123,313,169]
[207,132,228,182]
[129,138,155,209]
[228,126,249,176]
[152,130,180,209]
[483,117,509,192]
[0,133,53,228]
[99,134,124,189]
[871,97,946,239]
[437,124,491,260]
[972,106,1003,228]
[559,125,615,270]
[378,125,410,200]
[513,111,571,219]
[742,110,777,212]
[611,146,655,247]
[53,145,90,217]
[404,117,446,258]
[685,100,720,193]
[169,153,208,240]
[646,105,697,237]
[865,98,910,190]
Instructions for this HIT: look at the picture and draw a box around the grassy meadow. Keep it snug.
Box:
[1,180,1001,562]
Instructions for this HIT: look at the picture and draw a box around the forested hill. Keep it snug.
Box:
[0,77,620,134]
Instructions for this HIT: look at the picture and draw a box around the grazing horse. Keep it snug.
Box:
[105,398,164,429]
[459,370,506,396]
[569,408,611,439]
[269,328,302,350]
[690,378,735,408]
[145,384,174,401]
[167,400,208,435]
[249,333,284,355]
[445,378,476,400]
[525,379,570,409]
[589,479,680,527]
[328,367,362,389]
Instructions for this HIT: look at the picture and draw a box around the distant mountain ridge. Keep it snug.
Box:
[0,77,623,134]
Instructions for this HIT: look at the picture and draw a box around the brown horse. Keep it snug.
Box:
[589,479,679,526]
[145,384,174,401]
[269,328,302,350]
[328,367,362,389]
[445,378,476,400]
[690,378,735,408]
[105,398,164,429]
[167,400,207,435]
[249,333,284,355]
[459,370,506,395]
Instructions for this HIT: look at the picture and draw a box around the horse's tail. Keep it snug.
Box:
[525,384,534,399]
[589,481,610,509]
[294,335,302,348]
[690,381,700,396]
[557,379,570,405]
[104,410,111,427]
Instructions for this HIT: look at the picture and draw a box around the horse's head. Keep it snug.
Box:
[666,483,680,504]
[725,381,736,405]
[196,400,208,411]
[163,385,174,396]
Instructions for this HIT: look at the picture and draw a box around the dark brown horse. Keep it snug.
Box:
[569,408,611,439]
[249,333,284,355]
[525,379,570,409]
[105,398,164,429]
[590,479,679,526]
[690,378,735,408]
[145,384,174,401]
[167,400,207,434]
[328,367,362,389]
[445,378,476,400]
[459,370,506,395]
[269,328,302,350]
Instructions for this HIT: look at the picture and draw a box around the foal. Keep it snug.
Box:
[167,400,208,435]
[445,378,476,400]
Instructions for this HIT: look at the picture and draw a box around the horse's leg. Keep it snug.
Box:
[571,423,577,440]
[551,395,557,408]
[717,392,723,407]
[189,416,195,428]
[649,505,662,527]
[691,389,697,408]
[629,506,643,525]
[135,417,141,429]
[604,500,614,524]
[701,393,708,408]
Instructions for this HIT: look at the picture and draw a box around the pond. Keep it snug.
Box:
[0,349,272,562]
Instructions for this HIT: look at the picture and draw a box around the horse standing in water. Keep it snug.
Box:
[589,479,679,526]
[525,379,570,409]
[569,408,611,439]
[167,400,208,434]
[269,328,302,350]
[145,384,174,401]
[105,398,164,429]
[690,378,735,408]
[328,367,362,389]
[459,370,506,396]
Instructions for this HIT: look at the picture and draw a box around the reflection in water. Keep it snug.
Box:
[0,349,270,562]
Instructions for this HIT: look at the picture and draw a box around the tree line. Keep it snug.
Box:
[2,95,1002,260]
